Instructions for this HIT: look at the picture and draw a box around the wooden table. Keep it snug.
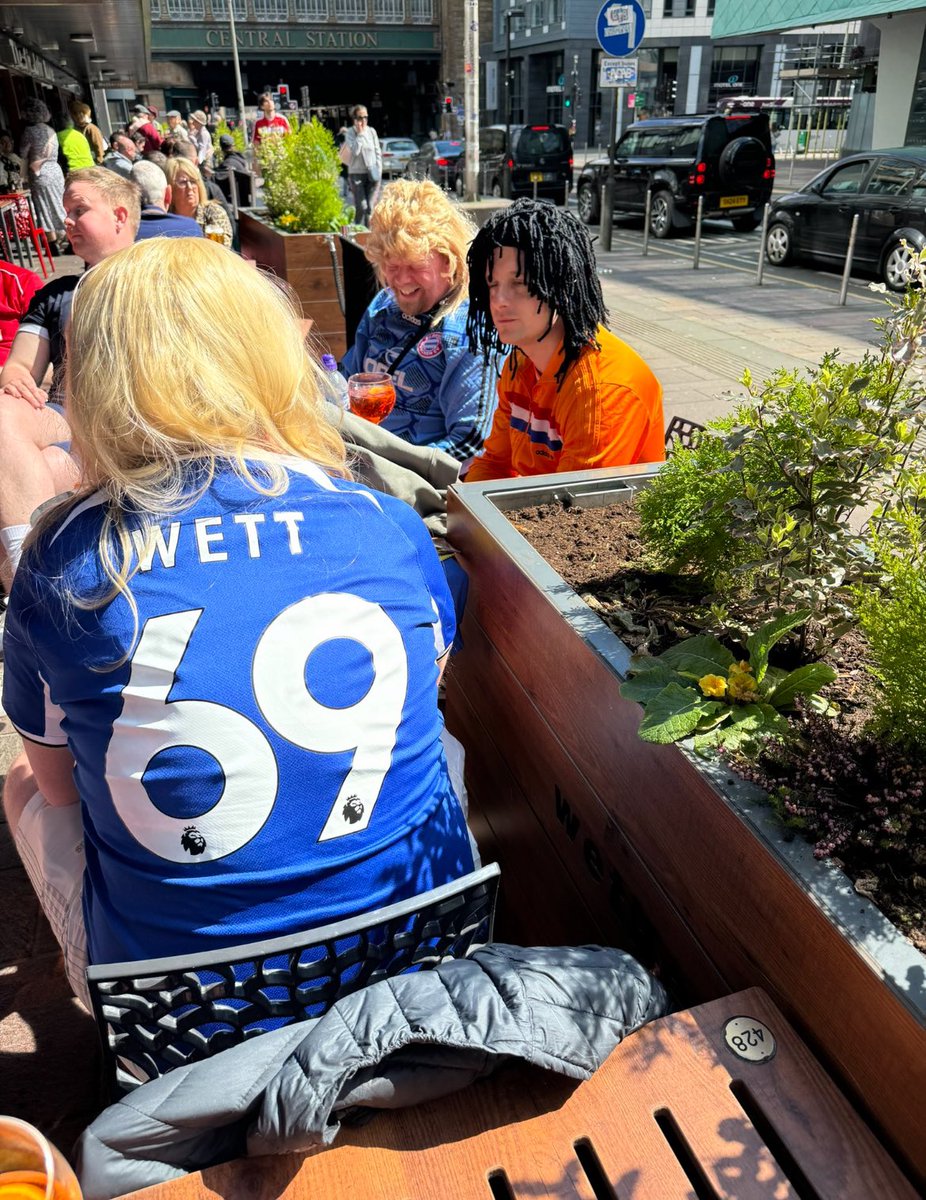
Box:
[119,987,917,1199]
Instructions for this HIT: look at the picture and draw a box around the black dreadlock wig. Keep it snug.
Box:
[466,198,607,389]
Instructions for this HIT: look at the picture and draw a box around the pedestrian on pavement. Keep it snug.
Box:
[464,199,664,480]
[19,99,66,255]
[252,92,290,146]
[341,104,382,226]
[68,101,105,164]
[186,109,213,169]
[129,104,164,156]
[102,132,137,179]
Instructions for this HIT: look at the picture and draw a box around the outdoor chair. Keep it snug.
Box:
[87,862,500,1094]
[664,413,705,453]
[0,192,54,279]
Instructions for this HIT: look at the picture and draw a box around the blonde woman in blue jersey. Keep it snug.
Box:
[2,238,474,1008]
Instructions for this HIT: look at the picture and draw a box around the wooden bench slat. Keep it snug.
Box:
[118,987,916,1200]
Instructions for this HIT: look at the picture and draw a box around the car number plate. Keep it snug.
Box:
[530,171,544,183]
[720,195,749,209]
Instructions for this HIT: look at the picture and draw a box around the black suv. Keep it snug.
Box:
[478,124,573,203]
[576,112,775,237]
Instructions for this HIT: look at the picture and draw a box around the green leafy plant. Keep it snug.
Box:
[636,259,926,658]
[620,609,836,755]
[636,416,743,580]
[855,476,926,752]
[256,117,352,233]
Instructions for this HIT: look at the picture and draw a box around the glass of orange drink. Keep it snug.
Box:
[346,372,396,425]
[0,1117,82,1200]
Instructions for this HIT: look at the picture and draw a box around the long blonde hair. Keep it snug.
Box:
[59,238,347,632]
[364,179,476,315]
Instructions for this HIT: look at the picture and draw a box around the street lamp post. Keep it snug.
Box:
[504,6,524,199]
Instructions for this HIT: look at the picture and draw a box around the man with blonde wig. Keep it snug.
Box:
[341,179,495,463]
[0,168,140,588]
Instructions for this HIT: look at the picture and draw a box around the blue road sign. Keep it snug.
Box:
[596,1,646,58]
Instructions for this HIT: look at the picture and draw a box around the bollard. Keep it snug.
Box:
[755,203,770,286]
[442,165,449,193]
[692,194,704,269]
[565,180,570,207]
[642,188,652,257]
[533,178,538,201]
[838,212,860,306]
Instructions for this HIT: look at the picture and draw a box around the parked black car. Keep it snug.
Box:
[404,139,464,191]
[576,112,775,237]
[477,124,573,203]
[765,148,926,290]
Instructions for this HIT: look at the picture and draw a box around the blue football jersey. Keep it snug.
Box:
[2,458,474,965]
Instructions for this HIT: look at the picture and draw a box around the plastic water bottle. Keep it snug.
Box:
[320,353,349,409]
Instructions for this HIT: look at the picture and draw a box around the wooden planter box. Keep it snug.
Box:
[238,210,364,360]
[446,466,926,1187]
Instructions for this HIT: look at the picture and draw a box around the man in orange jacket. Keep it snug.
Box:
[464,199,664,481]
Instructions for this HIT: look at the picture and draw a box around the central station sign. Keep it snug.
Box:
[151,24,438,57]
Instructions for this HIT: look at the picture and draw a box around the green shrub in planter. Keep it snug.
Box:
[856,477,926,753]
[256,117,352,233]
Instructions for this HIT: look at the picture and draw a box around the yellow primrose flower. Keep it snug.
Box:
[699,674,728,698]
[728,674,760,702]
[728,660,754,677]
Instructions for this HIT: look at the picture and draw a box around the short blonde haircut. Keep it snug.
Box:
[165,156,207,207]
[61,239,347,626]
[65,167,141,234]
[364,179,477,314]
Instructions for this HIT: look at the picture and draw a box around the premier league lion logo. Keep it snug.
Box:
[181,825,207,856]
[342,797,365,825]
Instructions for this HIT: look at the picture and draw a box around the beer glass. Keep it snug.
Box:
[346,372,396,425]
[0,1117,82,1200]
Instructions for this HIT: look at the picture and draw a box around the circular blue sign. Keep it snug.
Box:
[596,1,646,58]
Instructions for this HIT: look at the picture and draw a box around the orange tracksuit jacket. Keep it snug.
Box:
[467,326,664,481]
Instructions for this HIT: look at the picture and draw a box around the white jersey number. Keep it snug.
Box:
[105,595,408,863]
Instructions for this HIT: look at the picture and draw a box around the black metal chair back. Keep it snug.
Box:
[87,863,500,1092]
[664,415,706,453]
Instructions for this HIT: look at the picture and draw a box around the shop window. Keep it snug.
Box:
[410,0,432,22]
[150,0,161,17]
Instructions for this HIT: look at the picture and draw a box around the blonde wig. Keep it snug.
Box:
[164,155,207,208]
[364,179,477,315]
[59,238,347,628]
[65,167,142,234]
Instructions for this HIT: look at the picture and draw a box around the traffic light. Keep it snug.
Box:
[278,83,290,105]
[564,92,572,109]
[444,96,453,112]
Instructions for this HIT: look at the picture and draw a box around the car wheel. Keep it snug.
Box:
[731,212,760,233]
[577,181,600,225]
[650,190,675,239]
[882,242,916,291]
[765,221,793,266]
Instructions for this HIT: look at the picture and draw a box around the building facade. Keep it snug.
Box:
[485,0,868,149]
[714,0,926,152]
[148,0,444,139]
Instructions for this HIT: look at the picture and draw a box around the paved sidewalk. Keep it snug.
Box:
[597,242,883,428]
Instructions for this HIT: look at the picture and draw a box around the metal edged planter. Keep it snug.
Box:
[446,465,926,1186]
